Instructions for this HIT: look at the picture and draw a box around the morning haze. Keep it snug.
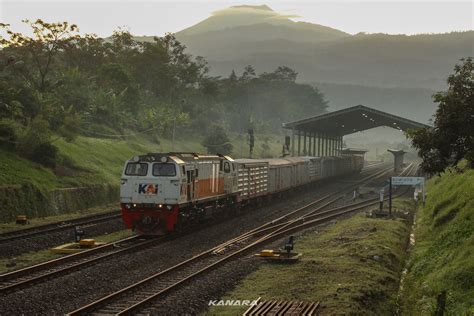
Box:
[0,2,473,314]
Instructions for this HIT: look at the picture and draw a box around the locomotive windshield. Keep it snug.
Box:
[153,163,176,176]
[125,163,148,176]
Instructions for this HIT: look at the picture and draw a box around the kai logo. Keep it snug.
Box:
[138,184,158,194]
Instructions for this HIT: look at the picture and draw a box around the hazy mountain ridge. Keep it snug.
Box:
[137,5,472,122]
[174,30,472,89]
[317,82,437,122]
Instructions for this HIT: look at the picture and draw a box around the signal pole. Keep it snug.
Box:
[248,129,254,158]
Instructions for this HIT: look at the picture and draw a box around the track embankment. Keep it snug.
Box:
[206,210,414,315]
[399,164,474,315]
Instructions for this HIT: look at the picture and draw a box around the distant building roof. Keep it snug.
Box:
[283,104,431,136]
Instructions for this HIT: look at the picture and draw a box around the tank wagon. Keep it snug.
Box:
[120,152,364,235]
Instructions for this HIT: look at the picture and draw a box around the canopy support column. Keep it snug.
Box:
[325,134,329,157]
[318,133,322,157]
[303,130,307,155]
[332,136,335,156]
[308,132,312,156]
[297,130,301,156]
[291,128,295,156]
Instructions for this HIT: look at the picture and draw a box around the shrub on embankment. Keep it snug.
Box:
[400,163,474,314]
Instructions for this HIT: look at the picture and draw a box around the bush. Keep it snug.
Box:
[0,119,21,150]
[201,124,233,155]
[17,117,58,167]
[30,142,58,167]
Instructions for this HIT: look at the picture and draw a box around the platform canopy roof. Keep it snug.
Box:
[282,105,431,136]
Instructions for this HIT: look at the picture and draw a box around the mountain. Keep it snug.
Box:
[166,5,472,124]
[177,5,349,41]
[173,6,472,89]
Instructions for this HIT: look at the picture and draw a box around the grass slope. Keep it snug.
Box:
[0,133,283,190]
[0,137,161,190]
[206,213,411,315]
[0,150,61,189]
[400,165,474,314]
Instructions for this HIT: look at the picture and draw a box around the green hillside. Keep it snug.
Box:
[1,137,157,190]
[0,134,283,190]
[400,163,474,314]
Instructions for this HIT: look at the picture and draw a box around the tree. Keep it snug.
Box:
[201,124,233,155]
[407,58,473,174]
[229,70,238,83]
[0,19,81,92]
[260,66,298,82]
[17,116,58,167]
[241,65,256,81]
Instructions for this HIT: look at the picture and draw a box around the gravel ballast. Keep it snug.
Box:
[0,172,382,314]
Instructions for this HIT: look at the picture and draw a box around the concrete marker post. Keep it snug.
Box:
[389,177,392,217]
[379,189,384,212]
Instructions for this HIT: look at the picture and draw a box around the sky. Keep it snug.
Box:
[0,0,472,37]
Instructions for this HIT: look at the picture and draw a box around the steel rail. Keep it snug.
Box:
[0,235,167,294]
[0,211,121,243]
[67,163,401,315]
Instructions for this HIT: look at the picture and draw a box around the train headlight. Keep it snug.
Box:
[160,156,168,163]
[124,203,132,209]
[166,205,173,210]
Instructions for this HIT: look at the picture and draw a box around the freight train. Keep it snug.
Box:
[120,152,364,235]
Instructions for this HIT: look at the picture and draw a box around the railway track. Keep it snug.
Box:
[0,163,391,296]
[243,299,320,315]
[0,210,121,244]
[68,163,410,315]
[0,236,166,294]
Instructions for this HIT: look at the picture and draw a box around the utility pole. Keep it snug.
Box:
[172,116,176,151]
[171,98,185,152]
[248,129,254,158]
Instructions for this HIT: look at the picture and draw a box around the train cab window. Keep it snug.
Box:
[125,163,148,176]
[223,161,231,173]
[152,163,176,176]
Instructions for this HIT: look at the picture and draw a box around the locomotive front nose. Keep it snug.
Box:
[133,214,167,235]
[142,216,152,225]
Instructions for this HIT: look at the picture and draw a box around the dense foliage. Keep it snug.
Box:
[407,58,473,174]
[0,19,328,166]
[201,124,233,155]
